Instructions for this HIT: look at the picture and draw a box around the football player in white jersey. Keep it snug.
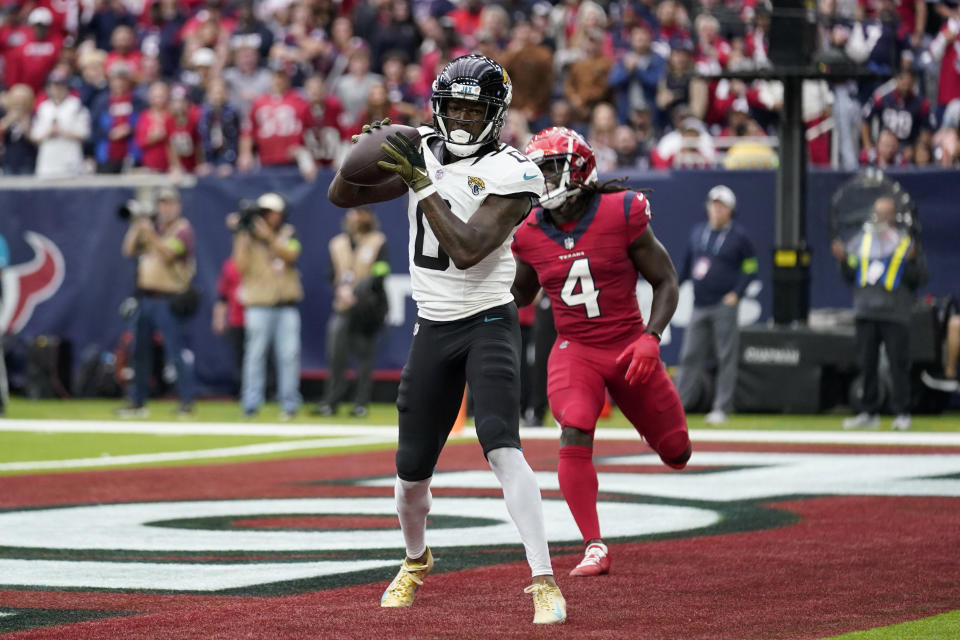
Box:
[329,54,566,625]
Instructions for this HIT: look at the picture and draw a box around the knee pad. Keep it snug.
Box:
[655,430,691,470]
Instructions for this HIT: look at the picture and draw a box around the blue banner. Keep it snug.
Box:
[0,168,955,394]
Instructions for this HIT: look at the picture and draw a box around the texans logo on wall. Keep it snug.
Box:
[0,232,65,335]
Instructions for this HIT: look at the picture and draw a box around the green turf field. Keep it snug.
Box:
[4,397,959,430]
[823,610,960,639]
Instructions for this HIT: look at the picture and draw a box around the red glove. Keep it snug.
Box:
[616,332,661,386]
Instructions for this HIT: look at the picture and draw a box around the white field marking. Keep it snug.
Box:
[0,498,718,552]
[5,419,960,446]
[0,419,401,437]
[0,558,398,591]
[0,435,395,471]
[511,426,960,447]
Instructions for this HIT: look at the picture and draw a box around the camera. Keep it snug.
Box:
[117,199,155,221]
[235,199,265,232]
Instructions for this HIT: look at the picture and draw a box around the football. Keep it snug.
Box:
[339,123,422,187]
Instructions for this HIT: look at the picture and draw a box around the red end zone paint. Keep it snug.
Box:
[1,439,959,639]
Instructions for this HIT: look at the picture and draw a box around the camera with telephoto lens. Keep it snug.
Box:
[235,199,265,232]
[117,199,156,221]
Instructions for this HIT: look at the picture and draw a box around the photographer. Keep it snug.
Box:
[232,192,303,419]
[832,196,928,431]
[313,207,389,418]
[117,187,197,417]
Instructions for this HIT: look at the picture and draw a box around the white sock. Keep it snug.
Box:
[395,476,432,560]
[487,447,554,577]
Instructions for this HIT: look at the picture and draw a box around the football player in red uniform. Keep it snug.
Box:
[512,127,691,577]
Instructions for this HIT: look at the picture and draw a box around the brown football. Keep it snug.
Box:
[339,124,422,187]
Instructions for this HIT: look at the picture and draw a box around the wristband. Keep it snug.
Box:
[415,184,437,200]
[644,329,662,343]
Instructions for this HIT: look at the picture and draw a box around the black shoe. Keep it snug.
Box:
[522,408,544,427]
[350,405,368,418]
[312,403,336,416]
[176,403,195,418]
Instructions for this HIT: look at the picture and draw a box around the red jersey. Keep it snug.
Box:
[135,109,174,171]
[244,91,312,166]
[106,93,136,163]
[5,33,63,93]
[105,50,143,79]
[512,190,651,348]
[170,106,201,172]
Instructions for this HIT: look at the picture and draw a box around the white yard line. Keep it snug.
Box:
[3,419,960,445]
[0,435,395,471]
[2,420,960,473]
[0,419,400,437]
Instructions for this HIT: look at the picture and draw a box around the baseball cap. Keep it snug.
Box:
[190,47,216,68]
[256,192,286,213]
[28,7,53,25]
[156,186,181,202]
[707,185,736,209]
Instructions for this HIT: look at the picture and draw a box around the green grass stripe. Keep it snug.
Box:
[5,398,960,431]
[0,430,400,476]
[821,609,960,639]
[0,431,327,462]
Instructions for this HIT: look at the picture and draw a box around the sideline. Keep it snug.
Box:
[3,418,960,445]
[0,434,395,471]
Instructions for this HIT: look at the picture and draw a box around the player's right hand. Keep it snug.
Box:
[351,117,391,144]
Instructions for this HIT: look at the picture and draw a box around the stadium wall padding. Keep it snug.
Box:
[0,168,956,394]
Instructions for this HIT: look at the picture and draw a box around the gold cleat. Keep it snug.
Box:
[380,547,434,607]
[524,581,567,624]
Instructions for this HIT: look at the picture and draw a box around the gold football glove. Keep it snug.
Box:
[378,132,432,193]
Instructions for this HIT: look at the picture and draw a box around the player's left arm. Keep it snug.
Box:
[617,226,679,386]
[628,226,679,337]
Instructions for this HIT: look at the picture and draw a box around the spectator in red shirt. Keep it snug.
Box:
[930,18,960,114]
[169,83,202,174]
[447,0,484,41]
[135,80,174,172]
[303,73,345,168]
[0,5,31,77]
[238,63,312,173]
[5,7,63,94]
[91,61,143,174]
[105,24,143,81]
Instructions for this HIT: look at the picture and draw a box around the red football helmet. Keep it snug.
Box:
[523,127,598,209]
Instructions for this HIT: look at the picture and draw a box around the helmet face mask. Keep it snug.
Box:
[432,54,512,157]
[524,127,598,209]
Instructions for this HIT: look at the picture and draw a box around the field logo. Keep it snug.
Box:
[0,231,66,334]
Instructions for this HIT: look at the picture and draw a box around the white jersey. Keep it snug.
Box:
[407,127,545,321]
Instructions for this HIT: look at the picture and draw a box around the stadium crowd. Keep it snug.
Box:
[1,0,959,177]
